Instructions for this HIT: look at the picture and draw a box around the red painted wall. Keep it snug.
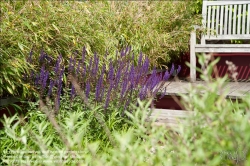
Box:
[176,53,250,80]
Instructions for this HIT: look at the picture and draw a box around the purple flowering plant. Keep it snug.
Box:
[26,46,181,115]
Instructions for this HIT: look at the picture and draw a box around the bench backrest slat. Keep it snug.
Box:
[247,4,250,34]
[228,5,233,35]
[233,5,237,35]
[202,1,250,41]
[242,4,246,34]
[220,5,224,35]
[224,5,228,35]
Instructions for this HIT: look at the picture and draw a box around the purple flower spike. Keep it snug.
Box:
[105,81,113,109]
[125,46,131,56]
[95,72,104,101]
[92,53,99,75]
[82,65,86,77]
[169,63,175,75]
[54,56,61,76]
[35,74,40,86]
[129,64,135,82]
[45,55,52,64]
[139,86,147,100]
[30,71,34,80]
[120,80,127,99]
[55,67,64,111]
[76,61,81,75]
[42,71,49,91]
[48,79,54,96]
[39,65,46,84]
[39,50,46,63]
[163,71,170,81]
[71,85,76,99]
[85,80,91,98]
[120,48,125,57]
[142,57,150,72]
[108,62,114,81]
[177,65,181,74]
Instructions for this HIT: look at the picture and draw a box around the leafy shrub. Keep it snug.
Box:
[0,1,201,98]
[1,54,250,166]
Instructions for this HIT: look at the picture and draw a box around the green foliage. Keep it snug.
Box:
[1,54,250,165]
[191,0,203,14]
[0,1,201,98]
[0,52,33,98]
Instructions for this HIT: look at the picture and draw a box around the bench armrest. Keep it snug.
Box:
[192,25,203,31]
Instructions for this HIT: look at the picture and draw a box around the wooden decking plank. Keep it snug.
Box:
[149,82,250,127]
[227,82,249,97]
[221,82,241,96]
[243,84,250,95]
[160,81,250,98]
[148,109,192,127]
[162,82,186,91]
[150,109,191,118]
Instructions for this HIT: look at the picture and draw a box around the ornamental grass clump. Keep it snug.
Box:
[26,46,181,115]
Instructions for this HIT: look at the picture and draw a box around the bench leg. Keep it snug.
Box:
[190,31,196,82]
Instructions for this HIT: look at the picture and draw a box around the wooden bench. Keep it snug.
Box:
[190,1,250,82]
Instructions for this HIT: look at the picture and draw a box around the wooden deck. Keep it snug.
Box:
[160,81,250,99]
[149,81,250,127]
[148,109,192,128]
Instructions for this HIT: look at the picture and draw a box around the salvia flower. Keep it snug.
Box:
[48,79,54,96]
[76,61,81,75]
[128,64,135,87]
[114,65,122,88]
[95,73,104,101]
[85,80,91,98]
[139,85,147,100]
[105,81,113,109]
[108,62,114,81]
[56,67,64,106]
[39,65,46,85]
[177,65,181,75]
[45,54,52,64]
[82,65,86,78]
[35,74,40,86]
[70,85,76,99]
[54,56,61,76]
[120,48,126,57]
[163,71,170,81]
[169,63,175,75]
[39,50,46,63]
[125,46,131,56]
[41,71,49,92]
[92,53,99,75]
